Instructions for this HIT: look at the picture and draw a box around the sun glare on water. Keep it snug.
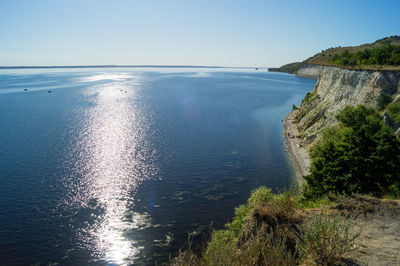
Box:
[62,75,158,265]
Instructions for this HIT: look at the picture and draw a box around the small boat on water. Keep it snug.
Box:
[255,68,258,70]
[24,88,28,91]
[48,90,52,93]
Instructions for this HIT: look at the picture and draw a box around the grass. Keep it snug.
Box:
[170,187,359,266]
[301,211,360,266]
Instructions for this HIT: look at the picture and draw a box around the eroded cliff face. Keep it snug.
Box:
[294,65,400,146]
[295,63,320,79]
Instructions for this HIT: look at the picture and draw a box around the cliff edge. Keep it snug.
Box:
[295,65,400,147]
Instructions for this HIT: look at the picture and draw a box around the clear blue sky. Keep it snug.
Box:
[1,0,399,67]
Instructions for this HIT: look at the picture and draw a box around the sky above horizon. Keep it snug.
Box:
[1,0,399,67]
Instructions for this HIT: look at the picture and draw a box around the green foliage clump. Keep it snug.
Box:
[170,187,363,266]
[248,186,275,207]
[202,229,238,264]
[329,44,400,66]
[386,100,400,124]
[301,212,359,266]
[205,187,298,263]
[172,187,301,266]
[200,229,298,266]
[225,204,252,236]
[304,105,400,199]
[270,62,303,74]
[377,92,391,110]
[302,90,320,105]
[225,186,274,236]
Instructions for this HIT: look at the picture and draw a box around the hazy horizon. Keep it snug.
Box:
[1,0,400,67]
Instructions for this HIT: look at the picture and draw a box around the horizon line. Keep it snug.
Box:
[0,64,265,70]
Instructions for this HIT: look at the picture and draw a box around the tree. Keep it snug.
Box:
[303,105,400,199]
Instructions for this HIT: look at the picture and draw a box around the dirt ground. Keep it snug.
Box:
[330,196,400,266]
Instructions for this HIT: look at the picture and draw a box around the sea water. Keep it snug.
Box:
[0,67,316,265]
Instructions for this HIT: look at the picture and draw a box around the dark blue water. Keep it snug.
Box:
[0,68,315,265]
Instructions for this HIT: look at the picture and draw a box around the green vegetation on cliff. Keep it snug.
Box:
[304,105,400,199]
[269,36,400,72]
[171,187,359,266]
[268,62,303,74]
[306,36,400,70]
[328,44,400,67]
[387,99,400,125]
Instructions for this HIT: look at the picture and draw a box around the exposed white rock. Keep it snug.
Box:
[294,65,400,146]
[295,63,321,79]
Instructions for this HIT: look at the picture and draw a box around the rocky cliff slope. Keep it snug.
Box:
[293,64,400,147]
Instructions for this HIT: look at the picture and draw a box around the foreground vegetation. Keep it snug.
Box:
[171,188,359,266]
[171,104,400,265]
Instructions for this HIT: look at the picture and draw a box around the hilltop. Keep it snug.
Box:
[269,36,400,72]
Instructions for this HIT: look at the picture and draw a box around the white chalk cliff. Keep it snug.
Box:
[293,64,400,146]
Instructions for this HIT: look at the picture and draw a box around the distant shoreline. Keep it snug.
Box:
[0,65,263,70]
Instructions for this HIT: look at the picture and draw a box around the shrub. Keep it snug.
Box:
[377,92,391,110]
[203,229,237,265]
[302,90,320,105]
[328,44,400,66]
[301,212,359,265]
[304,105,400,199]
[225,204,252,236]
[170,188,361,266]
[201,228,298,266]
[171,248,200,266]
[387,100,400,124]
[248,186,275,207]
[198,187,301,266]
[224,187,275,236]
[235,228,298,266]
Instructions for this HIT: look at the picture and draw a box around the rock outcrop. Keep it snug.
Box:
[293,64,400,147]
[295,63,320,79]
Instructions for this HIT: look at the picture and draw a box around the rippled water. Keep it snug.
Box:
[0,68,315,265]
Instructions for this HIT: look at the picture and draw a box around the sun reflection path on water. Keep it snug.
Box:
[63,75,158,265]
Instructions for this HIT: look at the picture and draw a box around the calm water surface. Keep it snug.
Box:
[0,68,316,265]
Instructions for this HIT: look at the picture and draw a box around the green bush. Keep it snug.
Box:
[304,105,400,199]
[201,229,298,266]
[301,212,359,266]
[225,186,275,236]
[170,188,362,266]
[328,44,400,66]
[172,187,302,266]
[202,229,238,264]
[377,92,391,110]
[248,186,275,207]
[302,90,320,106]
[179,187,300,266]
[225,204,252,236]
[387,100,400,124]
